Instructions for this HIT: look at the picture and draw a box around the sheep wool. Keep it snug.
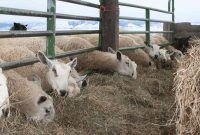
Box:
[4,70,55,122]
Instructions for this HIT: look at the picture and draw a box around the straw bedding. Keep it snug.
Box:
[174,40,200,134]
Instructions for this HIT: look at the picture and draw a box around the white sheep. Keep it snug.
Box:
[0,68,10,118]
[56,37,138,79]
[0,45,86,97]
[0,37,64,53]
[119,35,155,67]
[144,42,161,60]
[158,49,172,62]
[165,45,184,60]
[36,51,87,97]
[4,70,55,122]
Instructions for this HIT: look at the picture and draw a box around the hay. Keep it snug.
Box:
[174,40,200,134]
[0,66,175,134]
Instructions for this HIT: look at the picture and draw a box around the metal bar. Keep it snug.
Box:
[119,45,146,51]
[56,30,100,35]
[120,16,148,21]
[0,47,99,70]
[145,9,150,45]
[119,42,174,52]
[55,46,99,58]
[150,31,174,33]
[47,0,56,57]
[172,0,175,22]
[119,2,173,14]
[150,19,173,23]
[58,0,99,9]
[159,42,174,48]
[56,13,100,21]
[119,31,149,34]
[168,0,171,12]
[0,7,53,17]
[0,31,53,38]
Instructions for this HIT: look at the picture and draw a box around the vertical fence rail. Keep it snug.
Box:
[47,0,56,57]
[145,9,150,45]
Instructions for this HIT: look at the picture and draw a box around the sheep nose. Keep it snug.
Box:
[45,109,50,114]
[60,90,66,96]
[154,55,158,59]
[2,108,9,118]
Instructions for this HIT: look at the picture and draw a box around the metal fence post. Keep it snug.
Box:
[168,0,171,12]
[47,0,56,57]
[100,0,119,51]
[145,9,150,45]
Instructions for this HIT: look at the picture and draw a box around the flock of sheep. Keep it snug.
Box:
[0,23,185,123]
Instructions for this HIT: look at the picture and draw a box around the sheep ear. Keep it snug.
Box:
[36,51,53,68]
[67,58,77,69]
[76,75,87,83]
[108,47,116,54]
[166,50,175,56]
[25,24,28,27]
[37,96,47,104]
[116,51,122,61]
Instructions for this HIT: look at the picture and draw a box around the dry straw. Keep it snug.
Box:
[174,38,200,134]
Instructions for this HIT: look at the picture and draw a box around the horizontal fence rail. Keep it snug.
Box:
[0,7,53,17]
[58,0,99,8]
[119,2,173,14]
[56,13,100,21]
[0,46,99,70]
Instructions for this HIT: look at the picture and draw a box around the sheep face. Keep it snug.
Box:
[108,47,137,79]
[146,44,161,59]
[0,68,10,118]
[158,49,172,62]
[37,51,77,97]
[171,50,184,60]
[29,94,55,122]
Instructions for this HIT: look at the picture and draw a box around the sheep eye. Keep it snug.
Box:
[52,68,58,77]
[125,61,129,66]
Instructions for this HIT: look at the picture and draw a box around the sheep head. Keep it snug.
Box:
[36,51,77,97]
[108,47,137,79]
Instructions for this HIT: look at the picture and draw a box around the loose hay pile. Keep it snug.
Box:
[0,66,175,134]
[174,42,200,134]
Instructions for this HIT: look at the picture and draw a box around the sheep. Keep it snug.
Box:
[76,34,99,46]
[0,45,86,97]
[0,68,10,118]
[56,37,138,79]
[119,35,155,67]
[157,49,172,62]
[0,37,63,53]
[36,51,87,97]
[174,36,192,54]
[165,45,184,60]
[10,22,28,31]
[4,70,55,122]
[143,42,161,60]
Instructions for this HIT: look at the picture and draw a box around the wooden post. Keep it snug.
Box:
[100,0,119,51]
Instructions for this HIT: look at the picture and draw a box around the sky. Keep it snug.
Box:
[0,0,199,24]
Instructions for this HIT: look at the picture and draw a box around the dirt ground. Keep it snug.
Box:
[0,64,176,135]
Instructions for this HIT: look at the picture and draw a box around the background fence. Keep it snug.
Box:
[0,0,174,70]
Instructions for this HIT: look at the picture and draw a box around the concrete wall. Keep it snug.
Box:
[163,22,200,41]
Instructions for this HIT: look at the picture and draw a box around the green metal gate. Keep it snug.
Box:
[0,0,174,70]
